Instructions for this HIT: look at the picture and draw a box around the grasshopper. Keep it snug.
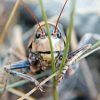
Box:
[3,0,92,91]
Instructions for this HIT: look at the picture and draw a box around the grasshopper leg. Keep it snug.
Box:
[58,44,92,81]
[5,68,43,91]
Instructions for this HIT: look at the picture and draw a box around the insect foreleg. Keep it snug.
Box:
[7,70,37,83]
[5,69,43,91]
[4,60,31,70]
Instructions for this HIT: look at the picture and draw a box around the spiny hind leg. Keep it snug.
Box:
[66,33,100,78]
[58,44,91,82]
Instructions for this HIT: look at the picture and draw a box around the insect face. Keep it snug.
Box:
[27,0,68,69]
[32,22,65,53]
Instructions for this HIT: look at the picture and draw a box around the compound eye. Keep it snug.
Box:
[57,32,61,38]
[35,33,41,39]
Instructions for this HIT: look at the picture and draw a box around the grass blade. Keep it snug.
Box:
[0,0,21,44]
[39,0,58,100]
[58,0,76,76]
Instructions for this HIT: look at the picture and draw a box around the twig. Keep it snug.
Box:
[12,25,26,57]
[0,0,21,44]
[79,41,100,61]
[8,88,35,100]
[0,80,29,93]
[18,71,59,100]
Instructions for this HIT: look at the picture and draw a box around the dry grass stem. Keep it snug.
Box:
[8,88,35,100]
[18,71,59,100]
[12,25,26,56]
[0,0,21,44]
[71,30,98,99]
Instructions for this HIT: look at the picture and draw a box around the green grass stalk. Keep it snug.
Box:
[39,0,58,100]
[58,0,76,76]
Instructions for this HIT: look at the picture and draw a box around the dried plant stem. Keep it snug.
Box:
[12,25,26,57]
[8,88,34,100]
[0,0,21,44]
[18,71,59,100]
[79,41,100,60]
[0,80,29,93]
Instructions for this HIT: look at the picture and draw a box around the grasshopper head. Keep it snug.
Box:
[28,22,65,61]
[27,0,68,61]
[30,22,65,52]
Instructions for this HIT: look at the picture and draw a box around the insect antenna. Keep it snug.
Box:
[21,0,44,34]
[54,0,68,34]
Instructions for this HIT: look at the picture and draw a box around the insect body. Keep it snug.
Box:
[4,20,91,87]
[3,0,92,87]
[4,22,67,90]
[28,21,92,78]
[3,0,70,89]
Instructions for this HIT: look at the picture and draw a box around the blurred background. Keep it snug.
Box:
[0,0,100,100]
